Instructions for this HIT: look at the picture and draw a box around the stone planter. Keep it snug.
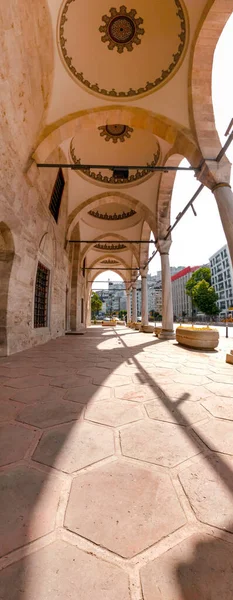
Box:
[140,325,154,333]
[154,326,162,337]
[102,320,116,327]
[226,350,233,365]
[176,327,219,350]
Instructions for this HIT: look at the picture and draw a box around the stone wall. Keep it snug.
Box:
[0,148,70,356]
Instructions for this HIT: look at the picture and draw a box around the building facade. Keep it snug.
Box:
[171,266,200,320]
[209,244,233,315]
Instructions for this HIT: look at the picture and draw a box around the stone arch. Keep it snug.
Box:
[67,191,157,240]
[0,223,15,356]
[140,221,152,269]
[89,254,131,271]
[89,268,128,286]
[33,106,201,167]
[79,232,140,267]
[38,223,57,268]
[156,153,184,239]
[190,0,233,159]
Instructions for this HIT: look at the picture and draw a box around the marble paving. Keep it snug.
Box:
[0,326,233,599]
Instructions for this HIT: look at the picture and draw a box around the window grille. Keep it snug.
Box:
[34,262,50,328]
[49,168,65,222]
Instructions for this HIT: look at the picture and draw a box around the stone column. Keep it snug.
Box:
[126,290,131,323]
[156,240,175,339]
[213,183,233,266]
[132,283,137,323]
[198,160,233,267]
[140,267,148,329]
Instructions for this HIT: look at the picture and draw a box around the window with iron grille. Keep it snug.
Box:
[49,168,65,222]
[34,262,50,328]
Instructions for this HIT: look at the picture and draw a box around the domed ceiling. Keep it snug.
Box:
[69,126,160,187]
[58,0,189,100]
[82,201,141,230]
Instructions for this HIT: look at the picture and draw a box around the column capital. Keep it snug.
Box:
[140,266,148,277]
[197,159,231,191]
[156,239,172,255]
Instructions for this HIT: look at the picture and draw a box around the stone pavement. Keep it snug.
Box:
[0,326,233,599]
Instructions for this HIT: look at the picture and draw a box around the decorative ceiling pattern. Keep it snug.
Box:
[70,139,160,186]
[89,208,136,220]
[58,0,189,100]
[94,243,127,251]
[98,124,133,143]
[101,259,120,264]
[99,6,145,53]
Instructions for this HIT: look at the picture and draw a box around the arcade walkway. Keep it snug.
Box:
[0,326,233,599]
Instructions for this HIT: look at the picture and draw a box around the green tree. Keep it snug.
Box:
[192,280,219,317]
[91,292,102,318]
[185,267,211,298]
[119,310,127,320]
[185,267,219,319]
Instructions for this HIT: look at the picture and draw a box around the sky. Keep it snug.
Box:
[92,14,233,290]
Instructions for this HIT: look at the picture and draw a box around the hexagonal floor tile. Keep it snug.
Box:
[145,399,207,425]
[8,386,65,404]
[194,419,233,454]
[0,465,62,557]
[208,373,233,384]
[179,454,233,532]
[93,374,131,387]
[172,374,210,386]
[49,375,90,388]
[0,399,23,422]
[202,396,233,420]
[120,421,202,468]
[140,533,233,600]
[64,384,111,404]
[85,400,143,427]
[3,375,49,389]
[158,383,212,403]
[0,540,130,600]
[115,383,164,402]
[65,461,186,558]
[205,382,233,398]
[0,423,36,466]
[33,421,114,473]
[17,399,84,428]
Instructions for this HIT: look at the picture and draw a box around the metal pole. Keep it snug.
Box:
[37,163,199,172]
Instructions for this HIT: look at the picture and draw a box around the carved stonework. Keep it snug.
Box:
[101,259,119,265]
[89,209,136,220]
[98,124,133,143]
[99,6,145,54]
[95,243,127,251]
[70,140,160,185]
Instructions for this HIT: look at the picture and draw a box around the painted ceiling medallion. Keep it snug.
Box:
[98,124,133,143]
[89,208,136,220]
[58,0,188,99]
[95,243,127,251]
[99,6,144,53]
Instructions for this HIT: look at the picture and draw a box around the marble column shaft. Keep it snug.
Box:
[132,285,137,323]
[141,275,148,326]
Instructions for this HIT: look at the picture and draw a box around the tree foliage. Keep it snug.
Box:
[185,267,211,298]
[185,267,219,317]
[118,310,127,320]
[192,280,219,316]
[91,292,102,316]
